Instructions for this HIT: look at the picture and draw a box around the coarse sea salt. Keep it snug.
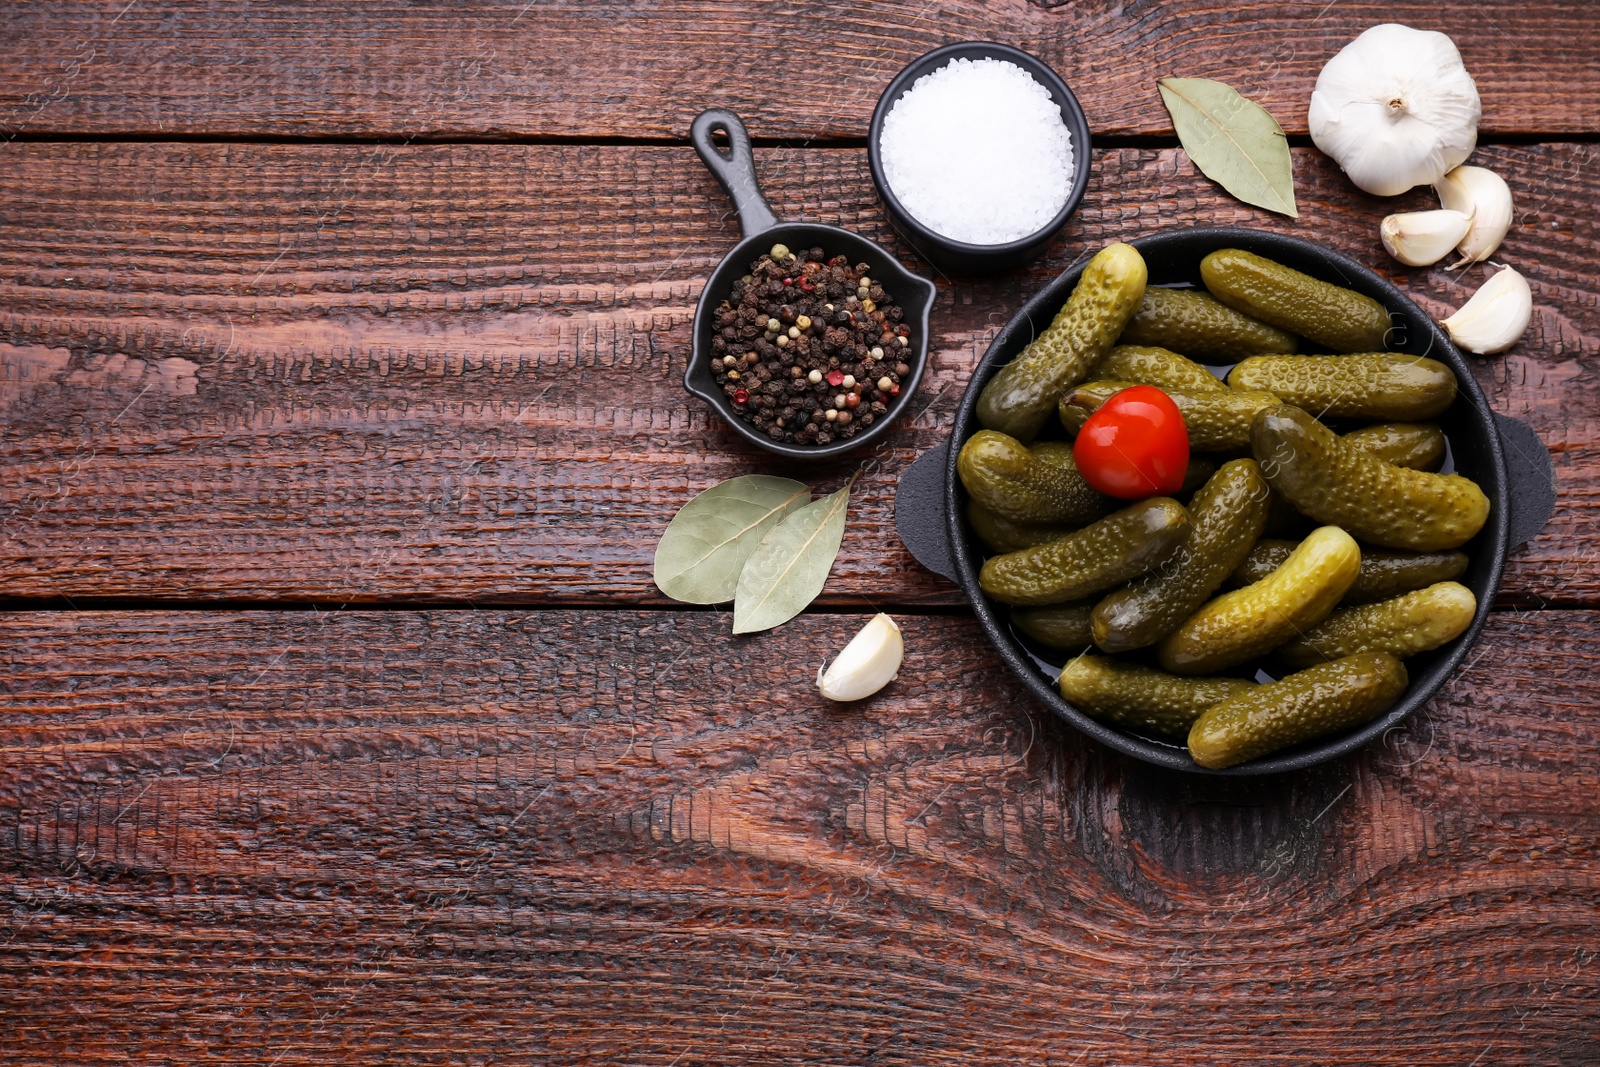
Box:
[878,57,1074,246]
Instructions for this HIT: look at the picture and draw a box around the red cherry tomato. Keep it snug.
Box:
[1072,385,1189,499]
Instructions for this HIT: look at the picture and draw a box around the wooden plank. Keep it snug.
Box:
[1,142,1595,606]
[2,608,1597,1064]
[1,1,1597,139]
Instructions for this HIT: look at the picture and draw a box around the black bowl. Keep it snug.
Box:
[894,227,1556,774]
[868,42,1093,276]
[687,108,938,460]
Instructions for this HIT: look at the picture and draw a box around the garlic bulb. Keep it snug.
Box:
[1442,266,1532,355]
[1308,24,1481,196]
[817,613,903,701]
[1381,209,1474,267]
[1435,165,1513,264]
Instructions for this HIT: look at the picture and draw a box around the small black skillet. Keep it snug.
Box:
[685,108,938,460]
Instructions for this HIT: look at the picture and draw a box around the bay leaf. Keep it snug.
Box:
[653,475,812,604]
[731,476,855,635]
[1158,77,1298,218]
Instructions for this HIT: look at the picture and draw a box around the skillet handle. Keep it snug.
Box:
[1494,413,1557,547]
[690,109,780,239]
[894,442,959,583]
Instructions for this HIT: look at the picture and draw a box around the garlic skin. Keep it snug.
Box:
[1308,24,1481,196]
[1442,266,1532,355]
[817,613,903,702]
[1435,165,1513,264]
[1381,209,1474,267]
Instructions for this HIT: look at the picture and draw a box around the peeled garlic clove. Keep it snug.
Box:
[1442,265,1532,355]
[1380,209,1474,267]
[1434,165,1513,264]
[817,613,903,701]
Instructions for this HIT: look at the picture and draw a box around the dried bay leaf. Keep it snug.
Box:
[653,475,812,604]
[732,476,855,635]
[1158,77,1299,218]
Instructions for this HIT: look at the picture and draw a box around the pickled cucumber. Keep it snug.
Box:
[1260,489,1312,539]
[1252,405,1489,551]
[1118,286,1300,360]
[1343,422,1446,471]
[1227,538,1298,586]
[957,430,1114,526]
[1187,652,1408,769]
[977,243,1148,442]
[1229,354,1456,421]
[1157,525,1361,674]
[979,497,1191,607]
[1059,655,1256,738]
[1201,248,1391,353]
[967,501,1075,553]
[1091,459,1271,652]
[1091,344,1229,394]
[1229,538,1469,604]
[1179,457,1218,496]
[1276,582,1477,668]
[1012,603,1096,651]
[1062,381,1279,451]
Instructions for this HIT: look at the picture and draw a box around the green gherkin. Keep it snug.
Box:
[1011,603,1097,652]
[1341,422,1446,471]
[1276,582,1477,668]
[1201,248,1392,353]
[1251,405,1489,552]
[1178,457,1218,496]
[1090,459,1271,653]
[1091,344,1230,394]
[1061,381,1279,451]
[957,430,1113,526]
[966,502,1074,554]
[1187,652,1408,769]
[1157,525,1361,675]
[977,243,1147,442]
[1058,655,1256,738]
[1118,286,1299,360]
[979,497,1191,607]
[1229,538,1469,605]
[1229,354,1457,421]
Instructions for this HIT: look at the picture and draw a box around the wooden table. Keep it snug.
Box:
[4,3,1597,1063]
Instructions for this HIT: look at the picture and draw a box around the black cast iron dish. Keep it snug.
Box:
[687,108,938,460]
[895,227,1557,775]
[868,41,1093,275]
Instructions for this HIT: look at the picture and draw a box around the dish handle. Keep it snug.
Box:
[690,109,780,239]
[894,442,959,583]
[1495,413,1557,547]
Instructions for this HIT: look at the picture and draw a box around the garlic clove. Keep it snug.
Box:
[1308,24,1481,197]
[1380,209,1474,267]
[1442,265,1532,355]
[1434,165,1513,264]
[817,613,903,701]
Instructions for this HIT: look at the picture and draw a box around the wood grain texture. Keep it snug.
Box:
[2,141,1594,606]
[2,608,1596,1065]
[1,1,1597,139]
